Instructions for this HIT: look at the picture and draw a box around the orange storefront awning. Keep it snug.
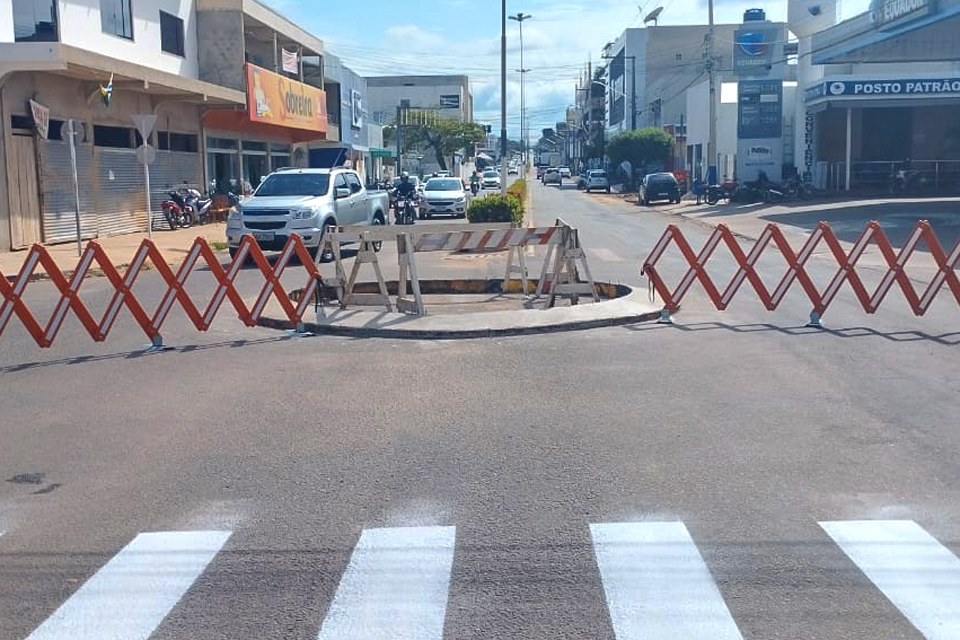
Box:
[202,109,328,143]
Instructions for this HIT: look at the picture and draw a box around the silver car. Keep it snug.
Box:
[585,170,611,193]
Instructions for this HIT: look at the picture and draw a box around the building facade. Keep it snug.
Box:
[0,0,331,252]
[795,0,960,191]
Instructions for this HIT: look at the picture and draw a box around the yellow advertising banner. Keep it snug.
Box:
[246,64,328,133]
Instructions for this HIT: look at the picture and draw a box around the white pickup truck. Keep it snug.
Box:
[226,168,389,261]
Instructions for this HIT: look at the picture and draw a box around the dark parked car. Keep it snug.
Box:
[640,172,681,205]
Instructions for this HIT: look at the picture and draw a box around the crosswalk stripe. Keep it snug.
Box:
[590,522,744,640]
[317,526,456,640]
[25,530,231,640]
[820,520,960,640]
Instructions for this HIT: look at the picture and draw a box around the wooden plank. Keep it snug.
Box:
[337,223,513,243]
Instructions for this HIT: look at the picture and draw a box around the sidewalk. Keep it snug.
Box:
[1,224,229,282]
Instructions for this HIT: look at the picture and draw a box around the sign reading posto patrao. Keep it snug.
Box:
[246,64,328,133]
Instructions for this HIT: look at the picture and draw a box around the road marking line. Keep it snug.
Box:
[820,520,960,640]
[25,530,231,640]
[589,248,624,263]
[590,521,744,640]
[317,526,456,640]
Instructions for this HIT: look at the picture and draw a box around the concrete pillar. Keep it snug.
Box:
[845,107,852,192]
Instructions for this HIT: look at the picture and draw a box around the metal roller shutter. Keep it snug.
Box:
[95,149,148,237]
[150,150,202,230]
[38,139,96,243]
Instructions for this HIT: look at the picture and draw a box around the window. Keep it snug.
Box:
[93,125,134,148]
[100,0,133,39]
[254,173,330,197]
[157,131,198,152]
[346,173,362,193]
[207,137,239,150]
[13,0,58,42]
[159,11,184,56]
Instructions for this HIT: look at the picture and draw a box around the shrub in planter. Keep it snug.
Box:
[506,178,527,203]
[466,193,524,225]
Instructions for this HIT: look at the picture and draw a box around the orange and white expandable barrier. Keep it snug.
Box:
[0,234,321,348]
[642,220,960,325]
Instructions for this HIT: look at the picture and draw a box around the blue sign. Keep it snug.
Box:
[734,28,778,76]
[738,80,783,139]
[805,77,960,101]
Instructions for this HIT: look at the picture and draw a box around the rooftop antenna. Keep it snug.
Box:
[643,6,664,25]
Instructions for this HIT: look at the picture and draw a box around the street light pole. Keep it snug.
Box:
[707,0,718,184]
[500,0,508,194]
[510,13,532,168]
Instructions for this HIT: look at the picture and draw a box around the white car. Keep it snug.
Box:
[542,168,562,185]
[585,170,611,193]
[227,168,389,262]
[559,167,572,178]
[421,177,467,218]
[482,170,501,189]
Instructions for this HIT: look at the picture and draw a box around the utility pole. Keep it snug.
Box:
[510,13,532,167]
[707,0,718,184]
[396,104,402,176]
[629,56,637,130]
[500,0,507,194]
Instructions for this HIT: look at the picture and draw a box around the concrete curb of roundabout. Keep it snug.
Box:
[257,279,667,339]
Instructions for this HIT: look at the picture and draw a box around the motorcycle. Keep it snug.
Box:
[705,180,738,205]
[889,168,932,196]
[781,176,813,200]
[470,181,480,196]
[161,189,194,230]
[394,193,417,225]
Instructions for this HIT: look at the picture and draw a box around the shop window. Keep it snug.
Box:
[159,11,185,56]
[243,141,267,152]
[10,115,34,130]
[208,137,239,150]
[100,0,133,39]
[158,131,198,152]
[13,0,58,42]
[94,125,135,148]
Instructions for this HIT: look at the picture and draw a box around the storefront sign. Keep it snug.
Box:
[439,94,460,109]
[29,99,49,139]
[803,111,815,178]
[246,64,327,133]
[738,80,783,138]
[371,148,394,158]
[733,28,778,76]
[351,90,363,130]
[870,0,934,29]
[806,77,960,100]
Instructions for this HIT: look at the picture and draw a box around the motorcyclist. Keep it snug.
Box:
[393,172,417,223]
[469,170,481,194]
[394,171,417,199]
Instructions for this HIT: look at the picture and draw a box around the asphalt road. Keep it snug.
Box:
[2,175,960,640]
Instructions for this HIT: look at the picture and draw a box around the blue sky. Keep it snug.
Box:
[265,0,870,137]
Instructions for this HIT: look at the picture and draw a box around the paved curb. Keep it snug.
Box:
[257,279,667,340]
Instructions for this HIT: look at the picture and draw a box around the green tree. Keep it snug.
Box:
[605,127,673,175]
[385,119,486,171]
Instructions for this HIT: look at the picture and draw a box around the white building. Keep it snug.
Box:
[1,0,336,252]
[793,0,960,192]
[365,75,473,126]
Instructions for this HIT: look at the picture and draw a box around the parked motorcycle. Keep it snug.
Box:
[161,190,194,230]
[889,168,932,196]
[705,180,738,205]
[781,175,813,200]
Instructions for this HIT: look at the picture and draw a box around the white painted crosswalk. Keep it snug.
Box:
[24,530,231,640]
[317,526,457,640]
[5,519,960,640]
[590,521,744,640]
[821,520,960,640]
